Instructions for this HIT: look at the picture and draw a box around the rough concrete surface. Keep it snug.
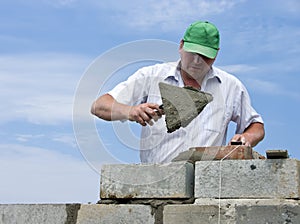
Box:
[194,198,300,206]
[76,204,154,224]
[164,204,233,224]
[195,198,300,223]
[236,204,300,223]
[0,204,80,224]
[164,201,300,224]
[195,159,300,199]
[100,162,194,199]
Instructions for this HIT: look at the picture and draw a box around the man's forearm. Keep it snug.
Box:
[91,94,131,121]
[242,122,265,147]
[91,94,163,126]
[230,122,265,147]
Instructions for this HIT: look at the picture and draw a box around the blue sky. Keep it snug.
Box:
[1,0,300,203]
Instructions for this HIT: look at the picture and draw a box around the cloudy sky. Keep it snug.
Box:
[1,0,300,203]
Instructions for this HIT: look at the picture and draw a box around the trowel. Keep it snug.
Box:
[159,82,213,133]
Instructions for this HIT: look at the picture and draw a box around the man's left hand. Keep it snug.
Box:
[229,134,251,147]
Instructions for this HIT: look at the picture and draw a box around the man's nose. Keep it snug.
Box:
[193,53,203,64]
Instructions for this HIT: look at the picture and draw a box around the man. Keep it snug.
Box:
[91,21,265,163]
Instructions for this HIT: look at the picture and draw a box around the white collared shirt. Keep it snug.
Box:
[108,61,263,163]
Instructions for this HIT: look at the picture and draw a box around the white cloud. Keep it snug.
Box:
[218,64,258,74]
[52,133,77,148]
[42,0,77,8]
[14,132,77,148]
[92,0,245,31]
[247,79,278,93]
[15,134,45,142]
[245,79,300,101]
[0,53,91,125]
[217,62,300,102]
[0,144,100,203]
[216,61,300,101]
[272,0,300,15]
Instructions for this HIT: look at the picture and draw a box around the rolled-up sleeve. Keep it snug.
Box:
[232,83,264,134]
[108,67,151,106]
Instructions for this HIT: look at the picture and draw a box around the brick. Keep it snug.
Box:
[172,146,254,162]
[100,162,194,199]
[76,204,154,224]
[195,159,300,199]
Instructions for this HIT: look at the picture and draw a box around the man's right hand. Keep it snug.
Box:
[128,103,163,126]
[91,94,163,126]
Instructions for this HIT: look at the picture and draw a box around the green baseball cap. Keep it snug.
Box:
[183,21,220,59]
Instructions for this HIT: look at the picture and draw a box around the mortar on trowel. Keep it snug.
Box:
[158,82,213,133]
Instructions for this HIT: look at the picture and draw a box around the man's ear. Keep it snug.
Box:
[179,40,184,55]
[179,40,184,49]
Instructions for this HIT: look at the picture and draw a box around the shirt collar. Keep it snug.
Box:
[163,60,182,82]
[205,66,222,83]
[163,60,222,84]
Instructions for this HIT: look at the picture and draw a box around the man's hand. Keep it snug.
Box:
[229,122,265,147]
[230,133,251,146]
[128,103,163,126]
[91,94,163,124]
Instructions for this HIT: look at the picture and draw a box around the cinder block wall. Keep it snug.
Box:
[1,158,300,223]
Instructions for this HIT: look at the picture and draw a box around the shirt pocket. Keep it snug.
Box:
[200,103,230,134]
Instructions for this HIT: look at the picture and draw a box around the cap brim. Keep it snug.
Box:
[183,42,218,59]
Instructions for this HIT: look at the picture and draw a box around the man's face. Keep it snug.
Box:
[179,42,216,81]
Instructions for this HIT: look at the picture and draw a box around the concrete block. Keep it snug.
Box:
[100,162,194,199]
[164,199,300,224]
[194,198,300,207]
[163,204,234,224]
[195,159,300,199]
[236,205,300,223]
[76,204,154,224]
[0,204,80,224]
[195,198,300,223]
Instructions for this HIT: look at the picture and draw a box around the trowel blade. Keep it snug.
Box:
[159,82,213,133]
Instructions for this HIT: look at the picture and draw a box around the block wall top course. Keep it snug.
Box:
[195,159,300,199]
[100,161,194,199]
